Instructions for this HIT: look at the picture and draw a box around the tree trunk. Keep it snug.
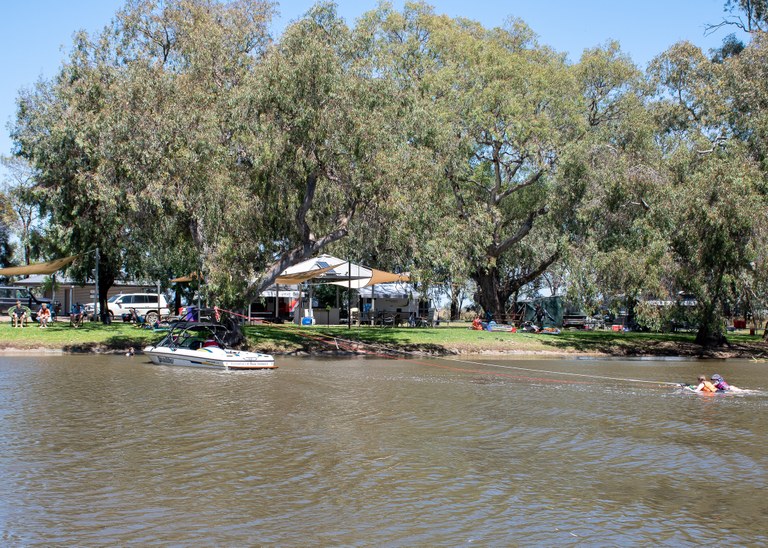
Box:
[694,301,727,347]
[449,282,463,321]
[471,252,560,320]
[471,266,510,319]
[98,261,116,325]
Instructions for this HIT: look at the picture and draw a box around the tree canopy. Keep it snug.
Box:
[7,0,768,346]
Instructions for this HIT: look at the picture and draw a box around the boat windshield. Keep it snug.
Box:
[156,324,227,348]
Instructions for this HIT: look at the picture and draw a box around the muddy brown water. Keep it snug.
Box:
[1,354,766,545]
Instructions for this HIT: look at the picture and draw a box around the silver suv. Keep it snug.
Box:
[106,293,171,323]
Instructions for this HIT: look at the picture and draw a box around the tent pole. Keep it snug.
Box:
[94,247,99,322]
[347,258,351,330]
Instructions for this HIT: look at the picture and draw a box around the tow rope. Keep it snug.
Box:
[283,327,683,388]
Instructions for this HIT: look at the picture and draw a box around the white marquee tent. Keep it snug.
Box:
[273,254,411,323]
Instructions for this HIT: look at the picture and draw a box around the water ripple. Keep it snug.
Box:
[1,355,767,545]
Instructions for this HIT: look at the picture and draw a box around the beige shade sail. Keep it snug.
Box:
[0,255,80,276]
[367,269,410,286]
[170,272,203,283]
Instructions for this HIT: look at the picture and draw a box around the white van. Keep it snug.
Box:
[106,293,171,323]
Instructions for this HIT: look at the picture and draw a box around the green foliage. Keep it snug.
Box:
[0,193,14,269]
[8,0,768,349]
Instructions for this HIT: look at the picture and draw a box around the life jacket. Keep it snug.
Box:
[711,375,729,391]
[700,380,717,392]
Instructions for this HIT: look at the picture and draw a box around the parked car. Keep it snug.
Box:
[0,286,53,321]
[106,293,171,324]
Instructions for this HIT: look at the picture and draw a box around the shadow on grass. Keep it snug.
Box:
[243,325,453,355]
[533,329,768,358]
[243,325,768,358]
[59,322,161,353]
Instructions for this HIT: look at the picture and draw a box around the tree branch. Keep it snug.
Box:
[508,250,561,294]
[491,206,548,256]
[494,169,544,205]
[247,201,357,298]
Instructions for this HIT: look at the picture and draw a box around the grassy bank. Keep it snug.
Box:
[0,321,159,352]
[246,324,768,358]
[2,320,767,358]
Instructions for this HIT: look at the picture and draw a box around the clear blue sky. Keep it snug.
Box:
[0,0,745,175]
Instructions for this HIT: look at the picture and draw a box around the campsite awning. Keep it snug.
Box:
[0,254,80,276]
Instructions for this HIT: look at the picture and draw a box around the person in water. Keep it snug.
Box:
[693,375,718,393]
[711,374,741,391]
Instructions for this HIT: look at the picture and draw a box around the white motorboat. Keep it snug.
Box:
[143,321,275,370]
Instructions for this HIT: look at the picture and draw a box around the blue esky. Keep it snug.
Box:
[0,0,746,174]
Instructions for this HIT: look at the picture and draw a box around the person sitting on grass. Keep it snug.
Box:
[37,303,51,328]
[9,300,31,328]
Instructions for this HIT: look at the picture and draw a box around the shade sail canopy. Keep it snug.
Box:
[358,282,419,299]
[274,254,408,288]
[368,269,410,285]
[170,272,203,283]
[0,255,80,276]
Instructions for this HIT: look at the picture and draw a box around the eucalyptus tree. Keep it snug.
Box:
[201,3,430,304]
[0,194,14,269]
[345,3,478,317]
[558,43,667,318]
[359,4,675,317]
[709,0,768,33]
[0,156,40,265]
[720,32,768,336]
[11,0,275,310]
[647,41,768,345]
[11,46,129,308]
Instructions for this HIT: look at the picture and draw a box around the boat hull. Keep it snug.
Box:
[143,346,275,370]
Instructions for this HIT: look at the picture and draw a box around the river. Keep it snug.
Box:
[0,353,766,545]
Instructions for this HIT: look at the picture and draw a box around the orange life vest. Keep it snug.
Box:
[700,380,717,392]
